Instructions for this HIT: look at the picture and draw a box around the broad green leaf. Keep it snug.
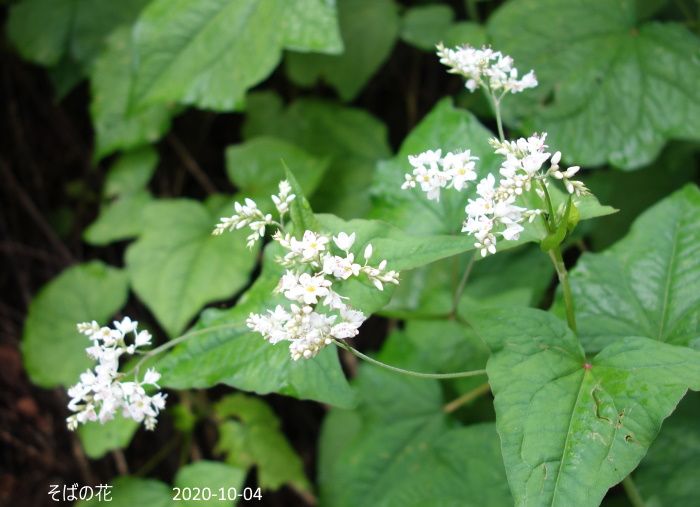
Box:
[125,197,258,337]
[214,394,310,492]
[286,0,400,101]
[563,185,700,351]
[104,147,158,198]
[370,98,615,241]
[243,93,391,218]
[85,148,159,245]
[488,0,700,169]
[319,363,511,506]
[281,0,343,53]
[473,308,700,507]
[400,4,454,51]
[584,142,698,250]
[90,27,173,160]
[633,392,700,506]
[7,0,148,67]
[22,261,128,387]
[174,461,246,507]
[443,21,487,47]
[130,0,341,111]
[225,137,329,200]
[78,416,139,459]
[84,191,153,245]
[157,244,355,408]
[77,477,171,507]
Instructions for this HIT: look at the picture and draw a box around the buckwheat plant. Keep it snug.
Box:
[66,317,166,431]
[403,44,592,332]
[215,181,399,360]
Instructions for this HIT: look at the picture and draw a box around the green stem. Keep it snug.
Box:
[622,476,645,507]
[443,382,491,413]
[451,252,478,316]
[493,97,505,142]
[335,340,487,379]
[549,247,577,333]
[538,180,556,230]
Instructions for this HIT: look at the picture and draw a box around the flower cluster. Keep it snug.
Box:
[66,317,166,431]
[213,181,295,248]
[436,43,537,94]
[402,134,589,257]
[401,149,478,201]
[247,230,399,360]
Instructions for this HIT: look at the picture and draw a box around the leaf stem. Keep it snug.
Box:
[549,246,577,333]
[451,252,478,317]
[443,382,491,413]
[622,476,646,507]
[334,340,487,380]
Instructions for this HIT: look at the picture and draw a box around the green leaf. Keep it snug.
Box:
[225,137,329,204]
[7,0,148,68]
[22,261,128,387]
[214,394,310,492]
[633,392,700,506]
[319,364,511,506]
[125,197,258,337]
[488,0,700,169]
[84,191,154,245]
[85,148,159,245]
[285,165,320,233]
[584,142,698,250]
[443,21,487,48]
[174,461,246,507]
[286,0,400,101]
[564,185,700,351]
[104,147,159,198]
[77,477,172,507]
[78,416,139,459]
[280,0,343,53]
[243,93,391,218]
[540,196,572,252]
[130,0,341,111]
[473,308,700,507]
[90,27,173,160]
[400,4,454,51]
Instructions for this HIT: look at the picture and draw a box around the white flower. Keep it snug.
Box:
[143,368,161,387]
[67,318,166,432]
[299,231,329,261]
[134,330,152,347]
[244,225,400,361]
[285,273,331,305]
[436,43,537,95]
[333,232,356,251]
[114,316,137,335]
[443,151,478,191]
[272,180,296,216]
